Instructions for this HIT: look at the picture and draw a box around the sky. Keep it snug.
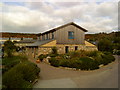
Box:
[0,0,119,34]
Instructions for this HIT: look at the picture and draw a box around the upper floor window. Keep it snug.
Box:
[52,32,54,39]
[68,31,74,39]
[42,35,45,40]
[46,34,48,40]
[37,37,40,40]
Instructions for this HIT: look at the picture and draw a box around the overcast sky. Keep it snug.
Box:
[0,0,118,34]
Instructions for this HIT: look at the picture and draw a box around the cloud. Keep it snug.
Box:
[1,1,118,34]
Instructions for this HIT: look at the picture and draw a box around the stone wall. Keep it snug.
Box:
[38,47,52,56]
[25,45,98,58]
[56,45,98,54]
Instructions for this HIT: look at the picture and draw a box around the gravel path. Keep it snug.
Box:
[29,55,119,88]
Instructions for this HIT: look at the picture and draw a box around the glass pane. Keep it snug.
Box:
[68,31,74,39]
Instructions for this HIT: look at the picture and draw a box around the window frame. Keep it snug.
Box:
[68,31,74,39]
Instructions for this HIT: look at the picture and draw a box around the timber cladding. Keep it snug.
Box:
[56,25,85,44]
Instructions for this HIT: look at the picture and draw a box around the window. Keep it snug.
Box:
[68,31,74,39]
[46,34,48,40]
[52,32,54,39]
[42,35,45,40]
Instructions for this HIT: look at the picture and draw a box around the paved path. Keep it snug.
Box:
[32,55,119,88]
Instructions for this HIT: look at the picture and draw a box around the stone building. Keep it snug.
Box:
[26,22,97,58]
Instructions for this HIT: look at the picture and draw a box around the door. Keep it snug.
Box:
[65,46,69,53]
[75,46,78,51]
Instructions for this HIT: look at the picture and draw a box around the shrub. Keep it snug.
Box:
[67,58,81,69]
[59,59,70,67]
[94,54,103,65]
[2,55,28,73]
[116,50,120,55]
[89,60,99,70]
[48,53,58,57]
[2,61,40,88]
[3,40,17,57]
[86,51,98,57]
[66,50,87,58]
[97,39,113,52]
[16,62,40,82]
[102,51,112,55]
[3,67,32,88]
[38,54,47,61]
[49,50,115,71]
[68,51,80,58]
[51,47,58,54]
[79,57,99,70]
[69,60,81,69]
[101,54,115,65]
[49,57,60,67]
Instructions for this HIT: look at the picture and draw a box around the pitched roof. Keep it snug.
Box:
[26,39,54,47]
[38,22,88,35]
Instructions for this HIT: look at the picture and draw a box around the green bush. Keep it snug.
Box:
[51,47,58,54]
[3,40,17,57]
[48,51,115,71]
[2,61,40,88]
[2,55,28,73]
[16,62,40,82]
[103,51,112,55]
[79,57,91,70]
[48,54,58,57]
[59,59,70,67]
[79,57,99,70]
[38,54,47,61]
[98,39,113,52]
[94,54,103,65]
[68,59,81,69]
[101,54,115,65]
[3,67,32,88]
[86,51,98,57]
[49,57,60,67]
[65,50,87,58]
[116,50,120,55]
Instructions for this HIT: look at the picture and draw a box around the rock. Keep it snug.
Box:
[99,64,104,68]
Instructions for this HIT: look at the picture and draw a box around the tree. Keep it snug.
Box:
[97,39,113,52]
[3,40,17,57]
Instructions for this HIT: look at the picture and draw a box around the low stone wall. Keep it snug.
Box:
[84,46,98,51]
[38,47,52,55]
[25,45,98,58]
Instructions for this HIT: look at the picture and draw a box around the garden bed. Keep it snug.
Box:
[48,51,115,71]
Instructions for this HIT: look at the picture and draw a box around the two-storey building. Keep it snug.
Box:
[26,22,97,58]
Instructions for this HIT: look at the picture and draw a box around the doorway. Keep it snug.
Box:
[65,46,69,53]
[75,46,78,51]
